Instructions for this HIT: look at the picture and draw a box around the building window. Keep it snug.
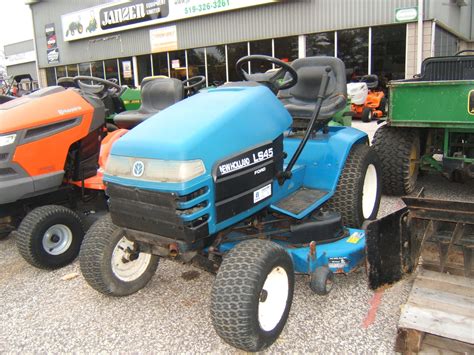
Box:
[56,66,67,79]
[306,32,335,57]
[169,50,187,80]
[137,55,152,84]
[67,64,78,77]
[249,39,272,72]
[152,53,169,77]
[337,28,369,81]
[187,48,206,79]
[79,63,91,76]
[104,60,119,81]
[119,57,134,87]
[274,36,299,63]
[206,45,226,86]
[372,24,406,84]
[227,42,249,81]
[434,27,459,57]
[91,61,104,78]
[46,68,56,86]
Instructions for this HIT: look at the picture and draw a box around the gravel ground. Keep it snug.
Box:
[1,121,473,353]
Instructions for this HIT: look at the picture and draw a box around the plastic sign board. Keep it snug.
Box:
[122,60,132,78]
[150,25,178,52]
[62,0,279,42]
[395,7,418,22]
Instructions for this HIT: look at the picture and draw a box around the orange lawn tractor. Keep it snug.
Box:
[347,75,386,122]
[0,77,128,269]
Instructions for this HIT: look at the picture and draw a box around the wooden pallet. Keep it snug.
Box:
[395,268,474,354]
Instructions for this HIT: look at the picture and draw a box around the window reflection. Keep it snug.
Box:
[137,55,152,83]
[372,25,406,86]
[306,32,334,57]
[187,48,206,79]
[152,53,169,77]
[79,63,91,76]
[91,61,104,78]
[274,36,298,63]
[169,50,187,80]
[227,42,248,81]
[337,28,369,82]
[67,64,78,77]
[104,60,119,82]
[249,39,272,72]
[207,45,226,86]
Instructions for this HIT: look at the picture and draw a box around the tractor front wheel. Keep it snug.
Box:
[211,239,294,352]
[79,215,159,296]
[372,125,420,195]
[326,144,382,228]
[16,205,84,269]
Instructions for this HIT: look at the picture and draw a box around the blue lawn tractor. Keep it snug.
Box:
[79,55,382,352]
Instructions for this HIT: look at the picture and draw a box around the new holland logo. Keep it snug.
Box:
[132,161,145,177]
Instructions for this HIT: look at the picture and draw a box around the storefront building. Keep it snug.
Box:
[26,0,473,89]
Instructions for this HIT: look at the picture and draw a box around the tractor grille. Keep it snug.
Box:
[107,183,209,243]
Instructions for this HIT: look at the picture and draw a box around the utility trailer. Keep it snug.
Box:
[366,196,474,353]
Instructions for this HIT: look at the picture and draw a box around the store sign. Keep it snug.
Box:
[45,23,60,64]
[171,59,180,69]
[61,0,279,42]
[395,7,418,22]
[150,25,177,52]
[5,51,36,66]
[122,60,132,78]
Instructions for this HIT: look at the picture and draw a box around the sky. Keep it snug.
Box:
[0,0,34,50]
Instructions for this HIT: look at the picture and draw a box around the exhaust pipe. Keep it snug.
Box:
[169,243,179,257]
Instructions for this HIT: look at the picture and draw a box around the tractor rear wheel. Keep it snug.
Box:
[211,239,294,352]
[361,107,373,122]
[325,144,381,228]
[16,205,84,269]
[372,125,420,195]
[79,215,158,296]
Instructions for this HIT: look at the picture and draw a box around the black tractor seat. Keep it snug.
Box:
[114,77,184,129]
[360,74,379,89]
[278,57,347,129]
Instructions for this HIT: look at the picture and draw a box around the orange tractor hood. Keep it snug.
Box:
[0,89,94,134]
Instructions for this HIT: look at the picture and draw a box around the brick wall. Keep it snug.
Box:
[405,20,434,79]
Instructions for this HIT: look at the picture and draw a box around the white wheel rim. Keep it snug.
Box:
[258,266,289,332]
[42,224,73,255]
[111,237,152,282]
[362,164,378,219]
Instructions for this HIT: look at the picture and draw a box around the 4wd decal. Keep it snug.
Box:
[469,90,474,115]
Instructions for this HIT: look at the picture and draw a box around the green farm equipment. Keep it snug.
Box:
[373,51,474,195]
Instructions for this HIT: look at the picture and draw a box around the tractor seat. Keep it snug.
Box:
[360,75,379,89]
[278,57,347,128]
[114,77,184,129]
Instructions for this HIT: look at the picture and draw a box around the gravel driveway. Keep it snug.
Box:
[1,121,472,353]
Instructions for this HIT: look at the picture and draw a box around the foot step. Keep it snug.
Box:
[274,187,328,215]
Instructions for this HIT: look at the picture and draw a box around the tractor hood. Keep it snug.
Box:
[108,85,293,174]
[0,87,94,134]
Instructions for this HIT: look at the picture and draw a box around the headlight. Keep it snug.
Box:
[105,155,206,183]
[0,134,16,147]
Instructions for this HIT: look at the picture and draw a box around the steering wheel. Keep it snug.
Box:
[236,55,298,92]
[183,75,206,95]
[73,76,123,99]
